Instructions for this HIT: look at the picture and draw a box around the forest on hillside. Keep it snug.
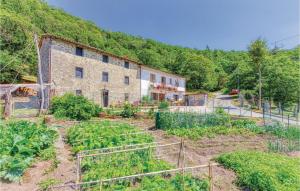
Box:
[0,0,299,106]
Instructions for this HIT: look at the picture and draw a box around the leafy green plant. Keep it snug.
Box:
[147,107,155,119]
[167,126,254,140]
[158,101,169,110]
[232,119,264,134]
[264,122,300,141]
[0,120,57,181]
[156,111,231,130]
[39,146,56,161]
[38,178,62,191]
[66,121,153,153]
[50,93,100,120]
[217,151,300,191]
[120,102,139,118]
[141,95,153,105]
[67,120,208,191]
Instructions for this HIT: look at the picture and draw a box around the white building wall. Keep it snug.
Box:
[141,67,186,100]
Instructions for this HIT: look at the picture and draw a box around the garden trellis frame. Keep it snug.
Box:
[76,141,182,183]
[50,140,219,191]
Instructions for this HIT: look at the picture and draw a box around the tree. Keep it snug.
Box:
[248,39,269,110]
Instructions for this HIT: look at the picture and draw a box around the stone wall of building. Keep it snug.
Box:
[48,39,141,106]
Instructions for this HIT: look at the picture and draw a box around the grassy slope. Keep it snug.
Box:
[0,0,243,83]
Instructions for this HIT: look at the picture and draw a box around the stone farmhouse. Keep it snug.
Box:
[39,34,186,107]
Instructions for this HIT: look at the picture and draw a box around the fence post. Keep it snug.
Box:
[209,162,213,191]
[212,99,215,112]
[250,108,252,117]
[282,112,283,122]
[239,107,241,116]
[288,115,290,128]
[99,180,103,191]
[76,154,81,184]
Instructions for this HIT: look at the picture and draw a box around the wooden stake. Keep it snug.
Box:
[76,154,81,183]
[177,139,183,168]
[209,162,213,191]
[99,180,103,191]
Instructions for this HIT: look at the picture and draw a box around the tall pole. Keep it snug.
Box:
[34,34,45,115]
[258,67,262,110]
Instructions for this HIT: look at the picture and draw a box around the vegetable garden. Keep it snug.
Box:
[0,120,57,182]
[49,120,212,190]
[154,110,300,191]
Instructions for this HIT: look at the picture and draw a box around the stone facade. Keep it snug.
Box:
[40,35,186,107]
[40,37,141,107]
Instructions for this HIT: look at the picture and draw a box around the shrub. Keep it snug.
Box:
[50,93,100,120]
[120,102,139,118]
[241,90,255,100]
[158,100,169,110]
[141,95,152,105]
[217,151,300,191]
[147,107,155,119]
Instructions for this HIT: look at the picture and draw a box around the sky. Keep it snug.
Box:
[46,0,299,50]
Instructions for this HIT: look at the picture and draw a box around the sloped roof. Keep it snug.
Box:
[39,34,185,79]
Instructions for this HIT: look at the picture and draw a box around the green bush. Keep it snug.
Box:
[120,102,139,118]
[50,93,101,120]
[141,95,152,105]
[156,111,231,129]
[158,100,169,110]
[241,90,255,100]
[217,151,300,191]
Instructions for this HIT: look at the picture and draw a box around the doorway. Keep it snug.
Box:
[102,90,109,107]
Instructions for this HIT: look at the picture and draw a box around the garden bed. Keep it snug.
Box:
[63,120,210,190]
[217,151,300,191]
[0,120,57,182]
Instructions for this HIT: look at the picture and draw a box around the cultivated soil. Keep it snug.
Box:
[112,118,271,191]
[0,117,278,191]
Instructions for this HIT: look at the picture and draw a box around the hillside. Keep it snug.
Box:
[0,0,299,94]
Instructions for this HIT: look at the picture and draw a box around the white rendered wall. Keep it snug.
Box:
[141,67,186,100]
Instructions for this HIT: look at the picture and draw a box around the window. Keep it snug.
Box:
[102,55,109,63]
[75,90,82,96]
[150,73,156,83]
[102,72,109,82]
[175,79,179,87]
[151,93,158,101]
[124,93,129,101]
[124,76,129,85]
[75,67,83,78]
[76,47,83,56]
[161,76,166,85]
[169,78,173,85]
[174,94,179,101]
[124,61,129,69]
